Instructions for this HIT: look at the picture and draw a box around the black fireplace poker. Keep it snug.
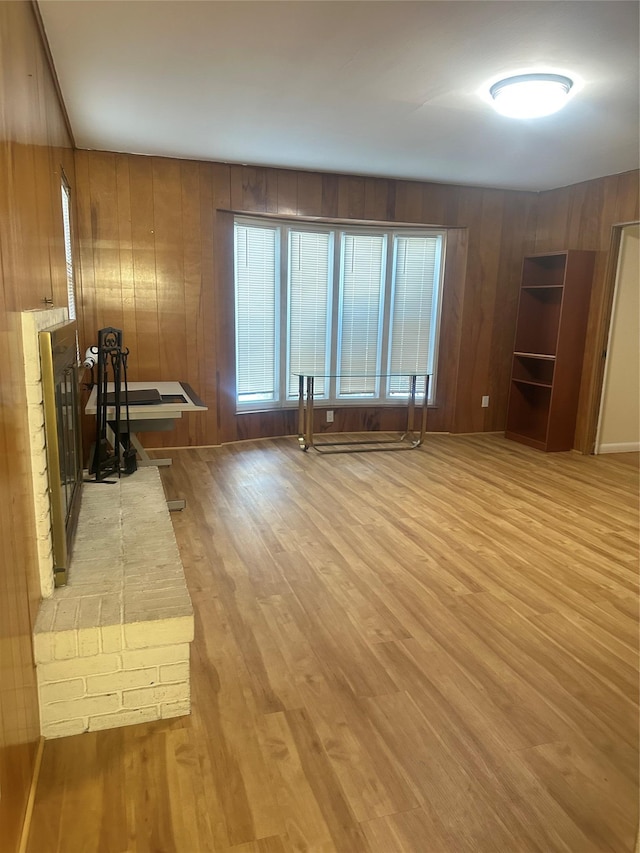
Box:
[89,327,137,481]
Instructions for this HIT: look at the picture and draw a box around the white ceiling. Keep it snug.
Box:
[38,0,640,192]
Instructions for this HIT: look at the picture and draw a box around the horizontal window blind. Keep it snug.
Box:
[235,223,278,403]
[338,234,386,397]
[388,235,441,396]
[61,182,76,321]
[288,230,332,399]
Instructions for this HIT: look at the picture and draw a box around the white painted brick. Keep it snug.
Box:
[160,700,191,720]
[124,575,187,592]
[78,596,101,629]
[87,668,158,695]
[71,575,121,595]
[36,537,53,562]
[38,653,121,682]
[125,589,191,607]
[54,599,80,632]
[122,682,189,709]
[40,570,55,601]
[89,706,160,732]
[121,644,189,670]
[29,421,46,445]
[78,627,100,657]
[124,616,194,650]
[33,633,54,664]
[25,380,44,406]
[160,662,190,683]
[34,604,56,634]
[32,461,195,737]
[101,625,123,653]
[42,718,88,739]
[42,694,120,724]
[40,678,85,704]
[53,630,78,660]
[126,605,193,623]
[100,595,123,627]
[31,468,50,500]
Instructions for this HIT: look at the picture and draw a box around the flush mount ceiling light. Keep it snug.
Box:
[489,73,574,119]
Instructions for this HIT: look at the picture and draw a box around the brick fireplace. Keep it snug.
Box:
[22,310,194,738]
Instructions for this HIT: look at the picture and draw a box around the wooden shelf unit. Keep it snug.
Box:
[506,250,595,452]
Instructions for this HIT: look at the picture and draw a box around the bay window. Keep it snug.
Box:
[234,217,445,410]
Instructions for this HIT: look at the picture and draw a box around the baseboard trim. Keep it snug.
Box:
[596,441,640,454]
[17,736,44,853]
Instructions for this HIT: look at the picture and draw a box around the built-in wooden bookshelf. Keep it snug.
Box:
[506,250,595,452]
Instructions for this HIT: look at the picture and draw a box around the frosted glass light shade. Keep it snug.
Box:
[490,73,573,119]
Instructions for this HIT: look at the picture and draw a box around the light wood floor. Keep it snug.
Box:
[27,435,639,853]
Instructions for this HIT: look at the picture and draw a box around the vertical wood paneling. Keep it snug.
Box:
[535,170,639,451]
[216,211,236,444]
[179,160,206,447]
[0,3,75,850]
[74,150,96,339]
[473,190,506,432]
[152,157,187,393]
[90,151,124,334]
[230,165,268,213]
[420,182,447,227]
[128,155,160,381]
[198,162,218,446]
[210,164,231,444]
[76,154,539,447]
[394,180,422,223]
[296,172,322,216]
[363,178,390,221]
[337,176,365,219]
[615,171,639,223]
[115,154,137,377]
[429,228,468,433]
[276,170,298,215]
[75,148,638,451]
[321,174,339,218]
[487,193,538,431]
[211,162,231,209]
[265,169,279,214]
[449,186,484,432]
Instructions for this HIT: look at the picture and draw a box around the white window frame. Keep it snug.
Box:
[234,216,446,412]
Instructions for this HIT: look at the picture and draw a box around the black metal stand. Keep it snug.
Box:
[89,327,137,481]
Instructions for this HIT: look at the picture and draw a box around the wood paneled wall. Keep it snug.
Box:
[534,170,639,452]
[0,2,76,850]
[75,153,538,447]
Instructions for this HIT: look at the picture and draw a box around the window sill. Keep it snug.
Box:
[235,402,439,416]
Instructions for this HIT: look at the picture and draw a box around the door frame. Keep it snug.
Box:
[584,220,640,454]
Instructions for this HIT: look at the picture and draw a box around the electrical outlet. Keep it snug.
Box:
[326,410,334,423]
[481,395,489,408]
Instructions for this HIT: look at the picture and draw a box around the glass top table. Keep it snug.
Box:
[294,372,430,453]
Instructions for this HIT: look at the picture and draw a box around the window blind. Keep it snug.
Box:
[388,235,441,396]
[287,230,332,399]
[235,223,278,403]
[61,182,76,321]
[337,233,386,397]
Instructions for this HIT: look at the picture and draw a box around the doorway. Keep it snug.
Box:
[594,223,640,454]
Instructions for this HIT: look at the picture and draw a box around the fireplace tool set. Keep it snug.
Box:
[88,327,138,481]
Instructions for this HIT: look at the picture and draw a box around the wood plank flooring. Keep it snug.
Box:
[27,435,639,852]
